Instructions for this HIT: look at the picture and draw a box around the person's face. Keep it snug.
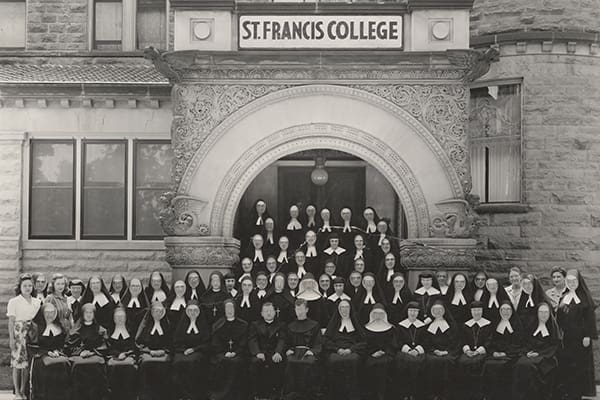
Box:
[431,304,445,319]
[35,276,46,291]
[174,281,186,297]
[552,272,566,288]
[210,274,221,290]
[354,236,364,249]
[381,239,391,253]
[265,219,274,231]
[288,275,299,289]
[256,276,268,289]
[306,231,316,245]
[377,221,388,233]
[262,304,275,322]
[266,259,277,272]
[224,302,235,319]
[274,276,285,291]
[256,201,266,215]
[44,304,57,323]
[186,304,200,320]
[350,273,362,287]
[334,283,344,294]
[436,271,448,286]
[151,305,165,321]
[319,276,330,290]
[354,260,365,273]
[290,206,299,218]
[112,276,123,292]
[151,273,162,290]
[471,307,483,320]
[252,235,264,248]
[475,273,487,289]
[509,270,521,285]
[20,279,33,296]
[306,206,316,217]
[371,308,386,322]
[385,254,395,269]
[321,209,330,221]
[54,278,66,294]
[363,276,375,290]
[70,285,82,298]
[114,309,127,326]
[522,278,533,294]
[363,209,374,221]
[90,277,102,293]
[188,272,200,289]
[83,307,95,322]
[538,304,550,323]
[421,277,433,289]
[279,237,289,250]
[242,259,253,273]
[129,279,142,296]
[393,276,405,290]
[566,275,579,291]
[454,275,466,291]
[324,263,336,276]
[329,238,339,248]
[499,304,512,320]
[295,252,305,265]
[486,279,498,294]
[341,209,351,221]
[225,278,235,290]
[407,308,419,320]
[338,301,351,319]
[295,303,308,319]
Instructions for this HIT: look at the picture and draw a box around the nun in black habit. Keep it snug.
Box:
[296,273,329,329]
[106,307,137,400]
[363,304,395,400]
[234,276,261,324]
[512,302,560,400]
[172,301,211,400]
[81,275,116,331]
[516,274,550,332]
[483,301,524,400]
[375,252,403,294]
[210,299,248,400]
[264,272,295,323]
[322,299,366,400]
[445,272,473,327]
[183,270,206,302]
[247,198,270,245]
[413,272,442,324]
[394,300,427,400]
[481,277,508,325]
[120,278,148,335]
[164,280,187,329]
[361,206,380,250]
[135,301,172,400]
[284,205,304,252]
[384,272,413,325]
[144,271,171,304]
[200,271,231,328]
[109,274,128,306]
[556,269,598,400]
[353,272,386,325]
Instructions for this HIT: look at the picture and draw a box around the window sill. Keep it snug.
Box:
[475,203,530,214]
[22,240,166,251]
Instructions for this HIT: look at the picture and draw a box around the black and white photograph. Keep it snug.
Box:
[0,0,599,399]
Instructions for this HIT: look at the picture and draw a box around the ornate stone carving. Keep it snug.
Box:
[165,245,238,266]
[446,48,500,83]
[159,191,210,236]
[143,47,181,83]
[399,239,477,269]
[429,198,479,238]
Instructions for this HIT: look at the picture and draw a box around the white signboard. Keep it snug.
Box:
[239,15,403,49]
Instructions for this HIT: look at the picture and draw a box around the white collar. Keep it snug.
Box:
[392,290,403,304]
[127,296,141,308]
[170,297,186,311]
[428,319,450,334]
[190,288,199,300]
[152,290,166,303]
[229,288,238,298]
[266,233,274,243]
[307,217,316,227]
[533,322,550,337]
[93,293,109,307]
[343,222,352,232]
[496,319,514,334]
[187,319,199,334]
[328,292,351,302]
[287,219,302,230]
[306,245,318,257]
[150,320,164,335]
[256,289,267,298]
[321,223,332,232]
[241,294,251,308]
[474,288,484,301]
[339,318,355,333]
[238,273,251,283]
[488,293,499,308]
[324,247,345,255]
[297,265,307,278]
[254,249,264,262]
[399,318,425,328]
[277,251,289,263]
[386,269,395,281]
[363,291,376,304]
[465,317,491,328]
[256,216,263,225]
[42,323,62,337]
[378,234,386,246]
[354,249,364,260]
[366,222,377,233]
[111,325,130,339]
[525,294,535,308]
[67,296,80,306]
[414,286,440,296]
[111,292,121,304]
[561,290,581,305]
[451,290,467,306]
[440,285,449,295]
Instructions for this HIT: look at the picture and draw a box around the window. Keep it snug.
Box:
[29,141,76,239]
[29,139,171,240]
[134,141,172,239]
[469,82,522,203]
[94,0,124,50]
[136,0,167,50]
[0,0,26,49]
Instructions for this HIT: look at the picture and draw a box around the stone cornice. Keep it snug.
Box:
[471,30,600,47]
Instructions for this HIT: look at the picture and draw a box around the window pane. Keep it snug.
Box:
[470,143,486,201]
[30,141,74,237]
[134,142,171,238]
[82,142,126,238]
[95,0,123,50]
[136,0,166,50]
[489,141,521,202]
[0,1,25,48]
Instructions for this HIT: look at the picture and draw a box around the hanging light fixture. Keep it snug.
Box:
[311,155,329,186]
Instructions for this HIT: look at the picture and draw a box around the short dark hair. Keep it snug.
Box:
[550,266,567,277]
[295,298,308,308]
[262,302,274,311]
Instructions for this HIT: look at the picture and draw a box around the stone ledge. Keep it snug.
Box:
[22,240,166,251]
[476,203,530,214]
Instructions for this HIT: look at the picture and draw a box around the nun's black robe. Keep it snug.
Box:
[210,318,248,400]
[264,290,295,324]
[557,296,598,399]
[456,319,493,399]
[67,323,108,400]
[423,323,460,398]
[136,320,172,400]
[283,318,322,399]
[395,321,427,399]
[172,315,211,400]
[481,293,504,326]
[323,325,365,400]
[29,330,71,400]
[353,289,386,326]
[515,294,538,331]
[165,300,186,331]
[363,326,395,400]
[234,292,261,324]
[483,318,524,400]
[284,225,303,252]
[384,287,413,325]
[511,327,559,400]
[248,319,286,398]
[106,333,137,400]
[413,288,442,322]
[200,289,230,328]
[121,292,148,335]
[302,296,330,329]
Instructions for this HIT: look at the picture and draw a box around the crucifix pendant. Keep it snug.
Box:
[213,305,218,317]
[276,308,281,318]
[228,339,233,351]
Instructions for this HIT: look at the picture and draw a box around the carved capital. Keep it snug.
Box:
[429,198,479,238]
[164,236,240,267]
[159,191,210,236]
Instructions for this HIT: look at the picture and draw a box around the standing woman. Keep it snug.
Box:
[445,272,473,326]
[557,269,598,400]
[264,272,295,323]
[183,270,206,302]
[362,207,380,250]
[67,303,108,400]
[200,271,231,328]
[285,205,304,252]
[505,267,523,311]
[172,301,211,400]
[135,301,172,400]
[165,280,187,329]
[248,199,270,243]
[363,304,395,400]
[106,307,137,400]
[109,275,128,306]
[144,271,171,304]
[395,301,428,400]
[32,273,48,302]
[263,217,278,257]
[353,273,386,325]
[481,278,507,325]
[81,275,116,330]
[43,274,72,333]
[376,252,402,294]
[469,271,489,302]
[7,273,42,400]
[385,272,413,325]
[374,220,397,266]
[121,278,148,334]
[323,299,365,400]
[28,302,70,400]
[210,298,248,400]
[512,302,560,400]
[67,279,85,326]
[516,274,549,331]
[234,276,260,323]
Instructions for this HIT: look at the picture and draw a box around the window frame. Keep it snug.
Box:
[0,0,26,50]
[28,139,77,240]
[132,139,171,240]
[80,139,129,240]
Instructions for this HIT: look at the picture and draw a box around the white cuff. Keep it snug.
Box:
[402,345,411,353]
[416,345,425,354]
[463,345,470,353]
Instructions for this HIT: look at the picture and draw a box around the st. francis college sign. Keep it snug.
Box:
[239,15,403,49]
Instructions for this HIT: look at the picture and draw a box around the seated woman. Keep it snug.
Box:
[423,300,460,400]
[29,302,71,400]
[413,272,442,324]
[66,303,108,400]
[135,301,172,400]
[106,307,137,400]
[323,299,365,400]
[483,301,524,400]
[81,275,116,330]
[363,304,395,400]
[456,301,493,400]
[395,301,427,400]
[121,278,148,334]
[512,302,560,400]
[172,301,211,400]
[384,272,413,325]
[200,271,231,328]
[144,271,171,304]
[210,299,248,400]
[165,280,187,329]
